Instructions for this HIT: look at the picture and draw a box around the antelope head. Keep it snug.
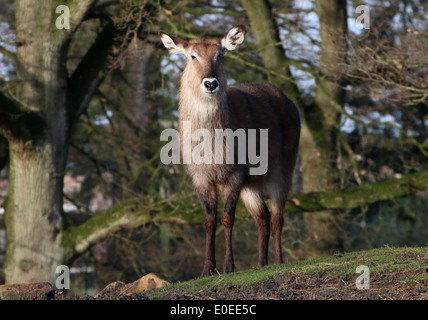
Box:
[160,25,246,100]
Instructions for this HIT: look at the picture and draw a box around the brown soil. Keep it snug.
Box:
[57,271,427,300]
[127,274,426,300]
[56,247,428,301]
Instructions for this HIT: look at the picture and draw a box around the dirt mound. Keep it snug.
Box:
[56,247,427,300]
[121,271,425,300]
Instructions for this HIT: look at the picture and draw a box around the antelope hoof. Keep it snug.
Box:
[223,262,234,274]
[200,266,218,278]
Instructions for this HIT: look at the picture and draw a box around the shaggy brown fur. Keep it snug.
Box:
[160,25,300,277]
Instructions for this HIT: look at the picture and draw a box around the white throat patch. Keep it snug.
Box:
[191,95,220,119]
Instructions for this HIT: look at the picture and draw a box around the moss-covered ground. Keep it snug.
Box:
[124,246,427,300]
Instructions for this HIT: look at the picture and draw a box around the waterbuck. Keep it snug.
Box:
[160,25,300,277]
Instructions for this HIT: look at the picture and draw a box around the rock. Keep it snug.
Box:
[0,282,54,300]
[119,273,170,295]
[94,281,126,299]
[94,273,171,299]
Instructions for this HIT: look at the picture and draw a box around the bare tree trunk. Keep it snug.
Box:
[240,0,301,104]
[3,0,71,283]
[110,44,159,199]
[306,0,348,191]
[5,141,67,283]
[0,0,114,284]
[303,0,348,255]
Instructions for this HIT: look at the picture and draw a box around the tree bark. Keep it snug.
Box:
[108,44,160,199]
[4,141,67,283]
[306,0,348,192]
[240,0,301,106]
[1,0,112,284]
[303,0,348,254]
[3,0,71,284]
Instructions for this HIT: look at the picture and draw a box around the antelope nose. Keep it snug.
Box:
[204,79,219,91]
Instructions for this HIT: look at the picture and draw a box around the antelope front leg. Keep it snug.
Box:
[221,187,241,274]
[202,208,217,277]
[196,184,218,278]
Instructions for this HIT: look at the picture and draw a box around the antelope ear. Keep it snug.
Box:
[221,25,246,52]
[159,32,188,55]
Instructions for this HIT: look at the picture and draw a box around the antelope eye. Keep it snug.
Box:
[191,55,197,60]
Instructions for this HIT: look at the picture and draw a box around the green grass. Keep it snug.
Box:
[145,246,427,299]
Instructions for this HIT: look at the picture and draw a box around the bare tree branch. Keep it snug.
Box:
[0,46,17,62]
